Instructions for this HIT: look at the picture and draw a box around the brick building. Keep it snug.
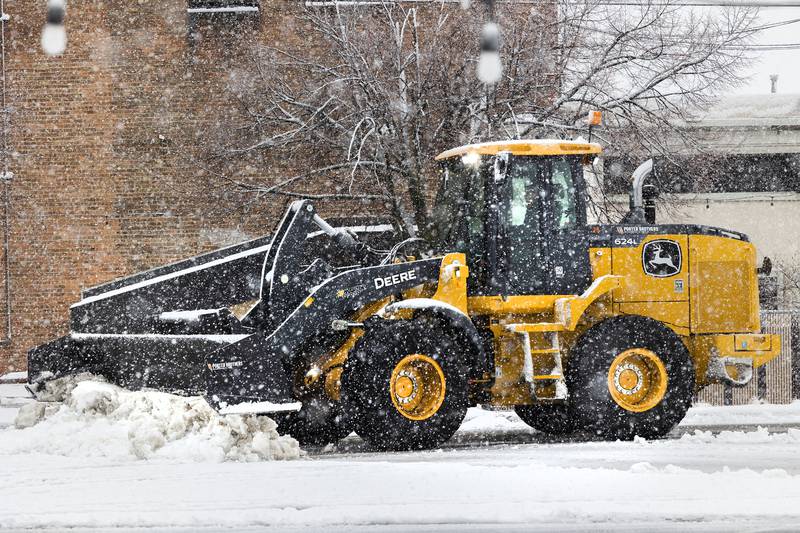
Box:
[0,0,543,374]
[0,1,349,373]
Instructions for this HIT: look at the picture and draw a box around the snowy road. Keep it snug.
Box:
[3,382,800,532]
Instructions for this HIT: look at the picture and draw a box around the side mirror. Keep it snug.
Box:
[493,151,510,183]
[757,256,773,277]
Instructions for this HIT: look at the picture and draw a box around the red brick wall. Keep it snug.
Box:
[0,1,310,373]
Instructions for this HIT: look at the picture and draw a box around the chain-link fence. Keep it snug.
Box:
[696,310,800,405]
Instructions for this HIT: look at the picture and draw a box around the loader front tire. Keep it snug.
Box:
[341,320,469,451]
[568,316,694,441]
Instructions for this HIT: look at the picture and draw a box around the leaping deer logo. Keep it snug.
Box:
[643,240,681,277]
[648,243,677,271]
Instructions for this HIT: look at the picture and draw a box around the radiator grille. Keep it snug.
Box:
[697,311,794,405]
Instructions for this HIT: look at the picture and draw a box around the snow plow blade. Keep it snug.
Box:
[27,330,262,396]
[27,221,273,396]
[204,333,299,412]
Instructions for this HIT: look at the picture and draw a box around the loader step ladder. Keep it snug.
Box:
[500,275,623,401]
[506,323,567,401]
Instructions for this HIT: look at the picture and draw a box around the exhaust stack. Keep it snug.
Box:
[621,159,655,224]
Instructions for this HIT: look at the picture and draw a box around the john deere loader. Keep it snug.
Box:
[28,140,780,450]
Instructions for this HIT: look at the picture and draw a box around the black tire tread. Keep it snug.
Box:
[340,319,469,451]
[568,315,695,440]
[272,396,351,446]
[514,403,579,436]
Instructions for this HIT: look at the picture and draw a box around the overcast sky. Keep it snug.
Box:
[731,6,800,96]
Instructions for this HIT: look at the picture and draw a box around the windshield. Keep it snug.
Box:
[504,155,581,231]
[426,155,488,257]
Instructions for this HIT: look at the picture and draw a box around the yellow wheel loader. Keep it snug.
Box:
[29,140,780,450]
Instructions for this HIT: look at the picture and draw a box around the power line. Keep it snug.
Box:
[320,0,800,7]
[563,17,800,48]
[751,16,800,30]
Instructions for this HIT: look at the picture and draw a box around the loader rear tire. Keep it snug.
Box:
[568,316,694,441]
[341,320,469,451]
[514,403,579,436]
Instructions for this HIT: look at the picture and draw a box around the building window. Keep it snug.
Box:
[187,0,260,41]
[604,153,800,195]
[187,1,260,17]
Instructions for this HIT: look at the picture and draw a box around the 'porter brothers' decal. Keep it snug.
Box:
[642,239,681,278]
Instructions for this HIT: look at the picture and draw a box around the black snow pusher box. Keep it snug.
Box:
[28,200,441,414]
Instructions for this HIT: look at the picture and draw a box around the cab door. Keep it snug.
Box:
[500,157,549,294]
[499,155,592,296]
[542,157,592,294]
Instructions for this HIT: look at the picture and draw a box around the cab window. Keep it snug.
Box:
[552,158,577,230]
[506,158,543,233]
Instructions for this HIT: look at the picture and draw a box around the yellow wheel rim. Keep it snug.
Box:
[607,348,668,413]
[390,354,446,421]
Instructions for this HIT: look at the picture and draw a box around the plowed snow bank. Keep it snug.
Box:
[2,377,301,462]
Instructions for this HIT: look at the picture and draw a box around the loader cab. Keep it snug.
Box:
[430,140,601,296]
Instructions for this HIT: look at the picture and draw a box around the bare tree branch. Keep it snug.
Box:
[205,0,757,230]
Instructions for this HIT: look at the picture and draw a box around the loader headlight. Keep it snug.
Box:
[461,152,481,168]
[304,366,322,387]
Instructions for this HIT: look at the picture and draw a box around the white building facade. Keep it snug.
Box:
[602,94,800,307]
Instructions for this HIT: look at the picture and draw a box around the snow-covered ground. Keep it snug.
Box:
[3,380,800,532]
[0,381,28,428]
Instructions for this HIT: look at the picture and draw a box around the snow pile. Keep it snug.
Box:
[682,400,800,426]
[681,425,800,445]
[459,406,528,433]
[29,371,95,403]
[2,377,301,462]
[0,370,27,383]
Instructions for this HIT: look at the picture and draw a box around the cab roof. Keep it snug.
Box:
[435,139,602,161]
